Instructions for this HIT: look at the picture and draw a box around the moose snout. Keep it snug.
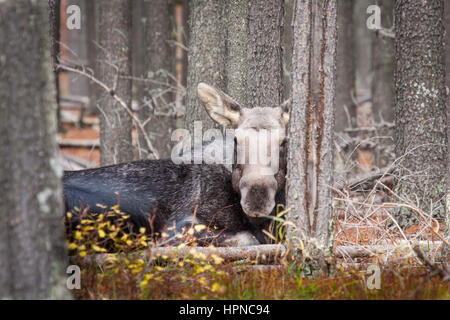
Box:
[239,178,277,218]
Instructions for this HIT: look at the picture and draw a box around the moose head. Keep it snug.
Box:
[197,83,290,218]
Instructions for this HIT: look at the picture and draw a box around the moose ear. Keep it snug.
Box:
[280,98,291,125]
[197,83,242,128]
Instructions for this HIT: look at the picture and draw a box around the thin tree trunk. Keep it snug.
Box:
[0,0,70,299]
[353,0,373,99]
[445,0,450,249]
[335,0,354,131]
[371,0,394,124]
[353,0,374,171]
[48,0,62,131]
[286,0,337,276]
[96,0,134,166]
[247,0,284,109]
[186,0,227,134]
[137,0,175,160]
[85,0,98,115]
[394,0,447,228]
[225,0,249,107]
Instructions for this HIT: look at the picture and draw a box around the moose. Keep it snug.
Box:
[63,83,290,247]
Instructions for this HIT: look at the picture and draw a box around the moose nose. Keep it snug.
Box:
[239,180,277,217]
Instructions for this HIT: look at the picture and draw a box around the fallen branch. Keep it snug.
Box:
[336,241,443,259]
[75,244,287,267]
[334,166,394,191]
[232,265,283,273]
[71,241,447,269]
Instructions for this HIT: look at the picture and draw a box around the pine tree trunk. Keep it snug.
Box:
[353,0,374,171]
[247,0,284,109]
[394,0,447,228]
[48,0,62,131]
[286,0,337,276]
[225,0,249,107]
[225,0,284,109]
[353,0,373,99]
[371,0,394,123]
[96,0,134,166]
[137,0,175,159]
[0,0,70,299]
[85,0,98,115]
[335,0,354,131]
[186,0,227,134]
[444,0,450,242]
[282,0,294,102]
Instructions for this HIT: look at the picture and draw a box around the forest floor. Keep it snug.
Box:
[60,107,449,300]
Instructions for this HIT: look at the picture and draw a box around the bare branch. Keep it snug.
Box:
[57,63,160,159]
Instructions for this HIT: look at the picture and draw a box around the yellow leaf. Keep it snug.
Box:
[92,245,107,252]
[194,224,206,232]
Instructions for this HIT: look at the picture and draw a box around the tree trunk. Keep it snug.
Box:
[225,0,249,107]
[225,0,284,110]
[136,0,175,160]
[371,0,394,124]
[286,0,337,276]
[247,0,284,109]
[353,0,375,171]
[335,0,354,131]
[85,0,98,115]
[185,0,227,135]
[0,0,70,299]
[48,0,62,130]
[96,0,134,166]
[445,0,450,247]
[353,0,373,99]
[282,0,294,102]
[394,0,447,228]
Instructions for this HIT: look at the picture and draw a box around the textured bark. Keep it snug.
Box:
[445,0,450,243]
[335,0,354,131]
[225,0,284,109]
[247,0,284,109]
[225,0,249,107]
[0,0,70,299]
[137,0,175,159]
[394,0,447,227]
[286,0,337,276]
[186,0,227,134]
[96,0,133,165]
[371,0,394,123]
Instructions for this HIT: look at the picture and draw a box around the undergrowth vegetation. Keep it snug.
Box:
[65,208,449,300]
